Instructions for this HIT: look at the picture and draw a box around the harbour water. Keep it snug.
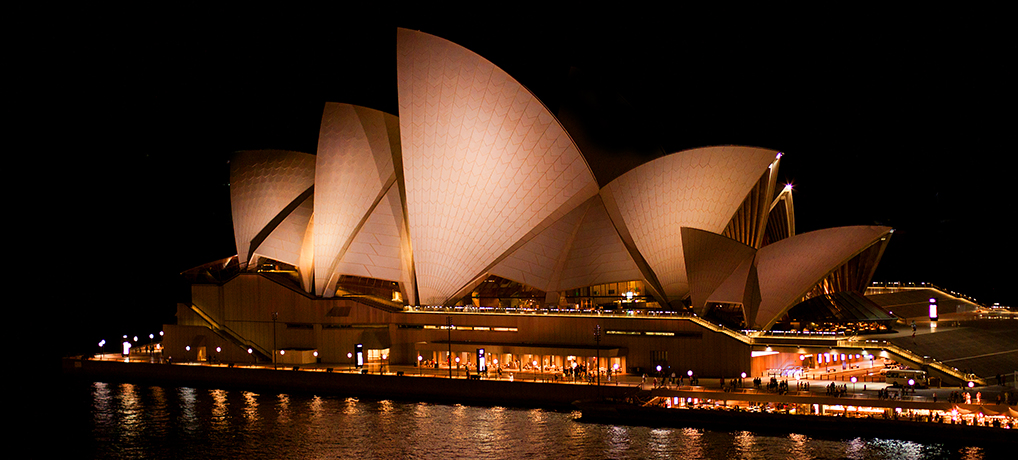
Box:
[59,379,997,459]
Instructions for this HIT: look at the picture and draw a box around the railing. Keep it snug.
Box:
[404,304,693,318]
[190,304,272,361]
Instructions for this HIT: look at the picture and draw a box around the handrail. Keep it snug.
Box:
[685,316,754,345]
[190,304,272,360]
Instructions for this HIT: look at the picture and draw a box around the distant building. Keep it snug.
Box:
[166,29,892,378]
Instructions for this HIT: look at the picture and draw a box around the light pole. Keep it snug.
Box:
[347,352,353,372]
[272,311,278,370]
[98,340,106,360]
[418,355,423,376]
[594,325,601,387]
[447,316,453,379]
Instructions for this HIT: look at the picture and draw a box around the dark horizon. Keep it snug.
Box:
[57,19,1014,356]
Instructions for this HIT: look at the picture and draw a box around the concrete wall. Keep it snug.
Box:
[175,274,752,377]
[63,358,636,408]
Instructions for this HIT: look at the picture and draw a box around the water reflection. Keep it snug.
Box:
[70,381,1003,460]
[845,436,866,459]
[178,387,197,430]
[276,393,290,424]
[680,427,704,459]
[606,425,631,458]
[959,446,985,460]
[242,391,260,423]
[648,428,672,458]
[786,433,813,460]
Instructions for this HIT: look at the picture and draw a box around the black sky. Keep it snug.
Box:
[57,14,1014,355]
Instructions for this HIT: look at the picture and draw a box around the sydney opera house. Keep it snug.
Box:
[164,29,894,378]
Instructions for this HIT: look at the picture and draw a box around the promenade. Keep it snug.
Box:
[81,351,1016,410]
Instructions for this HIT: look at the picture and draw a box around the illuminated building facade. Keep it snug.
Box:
[164,29,892,378]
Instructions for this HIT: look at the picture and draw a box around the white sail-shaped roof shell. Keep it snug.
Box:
[252,195,314,271]
[601,146,778,302]
[681,226,758,317]
[313,103,400,296]
[397,28,598,304]
[220,29,894,324]
[555,196,644,292]
[754,225,892,329]
[229,150,316,268]
[332,184,409,288]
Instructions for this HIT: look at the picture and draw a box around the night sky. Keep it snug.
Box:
[57,15,1014,356]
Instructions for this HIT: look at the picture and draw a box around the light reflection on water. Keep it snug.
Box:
[66,381,992,459]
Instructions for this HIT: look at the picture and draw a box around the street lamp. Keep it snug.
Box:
[122,335,132,360]
[447,316,453,379]
[272,311,278,370]
[851,376,858,393]
[418,355,423,375]
[248,348,254,365]
[347,352,353,372]
[594,325,602,387]
[533,360,539,382]
[688,370,693,386]
[98,340,106,360]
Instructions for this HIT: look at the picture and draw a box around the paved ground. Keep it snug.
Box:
[101,351,1016,406]
[888,320,1018,379]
